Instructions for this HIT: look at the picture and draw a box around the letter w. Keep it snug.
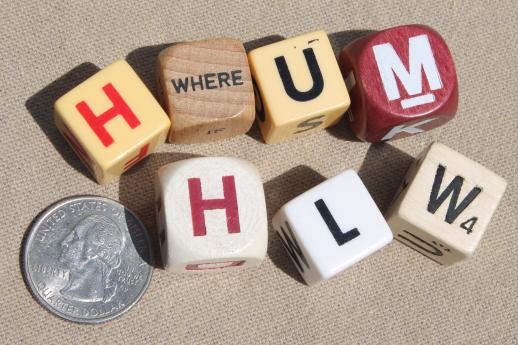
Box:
[171,77,189,93]
[427,165,482,224]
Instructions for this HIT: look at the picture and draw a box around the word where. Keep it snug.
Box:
[171,70,244,93]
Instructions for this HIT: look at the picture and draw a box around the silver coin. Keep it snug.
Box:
[22,196,153,324]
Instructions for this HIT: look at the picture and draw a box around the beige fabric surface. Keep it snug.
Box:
[2,1,517,344]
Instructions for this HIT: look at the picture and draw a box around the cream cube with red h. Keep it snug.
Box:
[338,25,458,142]
[54,60,171,184]
[156,157,268,272]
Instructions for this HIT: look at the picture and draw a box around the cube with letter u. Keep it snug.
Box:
[54,60,171,184]
[156,157,268,272]
[248,31,351,144]
[272,170,392,285]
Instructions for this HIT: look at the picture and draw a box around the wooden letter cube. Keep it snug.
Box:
[338,25,458,142]
[157,38,255,143]
[272,170,392,285]
[386,143,507,265]
[248,31,351,144]
[156,157,267,272]
[54,60,170,184]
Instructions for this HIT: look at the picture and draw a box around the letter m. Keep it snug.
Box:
[372,34,443,107]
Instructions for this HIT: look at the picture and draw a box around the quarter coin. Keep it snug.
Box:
[22,196,153,323]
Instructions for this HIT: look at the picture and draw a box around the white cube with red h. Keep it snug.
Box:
[156,157,267,272]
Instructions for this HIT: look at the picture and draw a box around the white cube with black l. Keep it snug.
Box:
[272,169,393,286]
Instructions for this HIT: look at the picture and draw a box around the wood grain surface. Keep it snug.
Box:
[157,38,255,144]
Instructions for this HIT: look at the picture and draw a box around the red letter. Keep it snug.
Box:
[185,260,245,270]
[75,83,141,147]
[188,176,240,236]
[60,123,94,172]
[123,144,149,171]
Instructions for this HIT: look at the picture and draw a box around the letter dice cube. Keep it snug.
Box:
[248,31,351,144]
[156,157,267,272]
[338,25,458,142]
[157,38,255,143]
[54,60,171,184]
[386,142,507,265]
[272,170,392,285]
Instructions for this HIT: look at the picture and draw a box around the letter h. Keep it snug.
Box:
[75,83,141,147]
[188,176,240,236]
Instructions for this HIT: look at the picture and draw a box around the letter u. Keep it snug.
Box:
[274,48,324,102]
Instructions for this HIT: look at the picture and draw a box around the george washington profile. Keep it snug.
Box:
[59,214,124,303]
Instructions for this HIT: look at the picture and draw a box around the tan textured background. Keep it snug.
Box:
[2,1,517,344]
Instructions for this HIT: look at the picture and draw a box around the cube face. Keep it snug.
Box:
[156,157,267,273]
[339,25,458,142]
[54,60,170,184]
[249,31,351,144]
[386,143,507,265]
[272,170,393,285]
[157,38,255,144]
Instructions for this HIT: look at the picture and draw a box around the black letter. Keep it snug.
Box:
[171,77,189,93]
[204,73,217,89]
[314,199,360,246]
[294,115,325,134]
[276,221,309,272]
[217,72,231,87]
[427,165,482,224]
[397,231,443,257]
[253,80,265,122]
[274,48,324,102]
[231,70,243,86]
[191,75,204,91]
[207,128,225,135]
